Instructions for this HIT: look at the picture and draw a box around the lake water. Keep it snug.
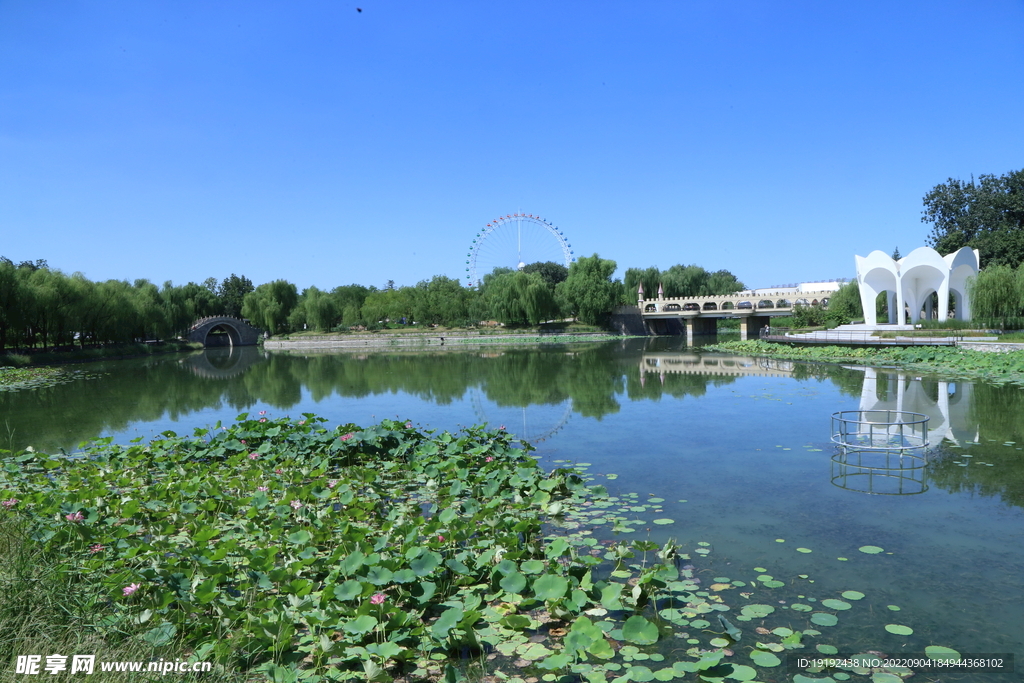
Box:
[3,338,1021,681]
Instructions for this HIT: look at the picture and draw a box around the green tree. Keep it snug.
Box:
[219,274,254,317]
[413,275,471,326]
[623,266,662,302]
[923,169,1024,267]
[242,280,298,334]
[521,261,569,289]
[485,271,557,325]
[824,280,862,325]
[968,264,1024,322]
[556,254,619,326]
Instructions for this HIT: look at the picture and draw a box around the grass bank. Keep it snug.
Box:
[708,339,1024,385]
[0,341,204,369]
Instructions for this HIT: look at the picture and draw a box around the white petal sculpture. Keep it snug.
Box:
[855,247,980,325]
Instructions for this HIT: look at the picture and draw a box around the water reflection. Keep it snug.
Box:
[2,343,1022,511]
[179,345,267,379]
[854,366,977,446]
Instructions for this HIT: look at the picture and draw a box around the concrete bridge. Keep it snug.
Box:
[186,316,263,347]
[638,289,837,340]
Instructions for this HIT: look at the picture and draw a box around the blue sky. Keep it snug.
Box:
[2,1,1023,292]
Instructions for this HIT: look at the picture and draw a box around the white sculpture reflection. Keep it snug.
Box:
[832,367,978,495]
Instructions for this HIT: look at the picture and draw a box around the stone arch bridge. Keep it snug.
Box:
[187,316,263,347]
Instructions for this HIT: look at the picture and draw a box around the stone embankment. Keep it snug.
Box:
[956,340,1024,353]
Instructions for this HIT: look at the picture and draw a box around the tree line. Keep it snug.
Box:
[234,256,748,333]
[1,253,750,349]
[0,259,257,351]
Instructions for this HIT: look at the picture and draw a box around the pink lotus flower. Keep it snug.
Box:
[275,468,284,475]
[122,583,141,596]
[65,511,84,522]
[259,411,267,416]
[405,422,412,429]
[370,592,386,605]
[257,486,269,492]
[1,498,18,509]
[437,535,445,542]
[290,500,303,510]
[89,544,104,554]
[327,479,338,489]
[259,418,267,423]
[249,453,259,460]
[298,420,306,425]
[485,456,493,462]
[341,433,353,442]
[240,440,247,445]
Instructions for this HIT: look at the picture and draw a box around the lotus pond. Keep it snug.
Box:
[0,338,1021,682]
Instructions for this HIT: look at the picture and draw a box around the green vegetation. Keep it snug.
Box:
[923,168,1024,268]
[967,262,1024,329]
[709,339,1024,385]
[0,341,203,369]
[622,264,744,301]
[0,258,255,352]
[0,412,958,682]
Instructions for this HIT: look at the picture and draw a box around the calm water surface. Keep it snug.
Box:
[3,338,1022,681]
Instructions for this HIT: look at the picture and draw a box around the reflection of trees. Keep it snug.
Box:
[789,364,865,397]
[15,343,1024,514]
[926,381,1024,509]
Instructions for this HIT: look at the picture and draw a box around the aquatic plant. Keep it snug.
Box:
[0,414,963,682]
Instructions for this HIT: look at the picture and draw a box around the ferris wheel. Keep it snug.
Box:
[465,213,575,287]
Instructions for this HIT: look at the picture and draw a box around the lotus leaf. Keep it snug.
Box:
[622,615,659,645]
[749,650,781,667]
[810,613,838,626]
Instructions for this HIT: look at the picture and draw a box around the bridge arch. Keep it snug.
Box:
[187,316,263,348]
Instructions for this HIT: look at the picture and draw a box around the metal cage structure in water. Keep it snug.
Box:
[829,410,930,496]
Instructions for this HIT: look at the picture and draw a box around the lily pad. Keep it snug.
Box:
[810,613,838,626]
[886,604,900,611]
[749,650,781,667]
[841,591,864,600]
[924,645,961,660]
[884,624,913,635]
[622,615,659,645]
[725,664,757,680]
[821,599,851,611]
[858,545,884,554]
[870,674,902,683]
[816,644,838,654]
[796,547,813,553]
[653,519,675,525]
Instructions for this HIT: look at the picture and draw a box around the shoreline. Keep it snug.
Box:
[263,330,624,350]
[707,338,1024,385]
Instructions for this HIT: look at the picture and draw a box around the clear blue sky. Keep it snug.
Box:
[2,1,1023,292]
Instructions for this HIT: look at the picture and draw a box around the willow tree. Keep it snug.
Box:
[556,254,619,326]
